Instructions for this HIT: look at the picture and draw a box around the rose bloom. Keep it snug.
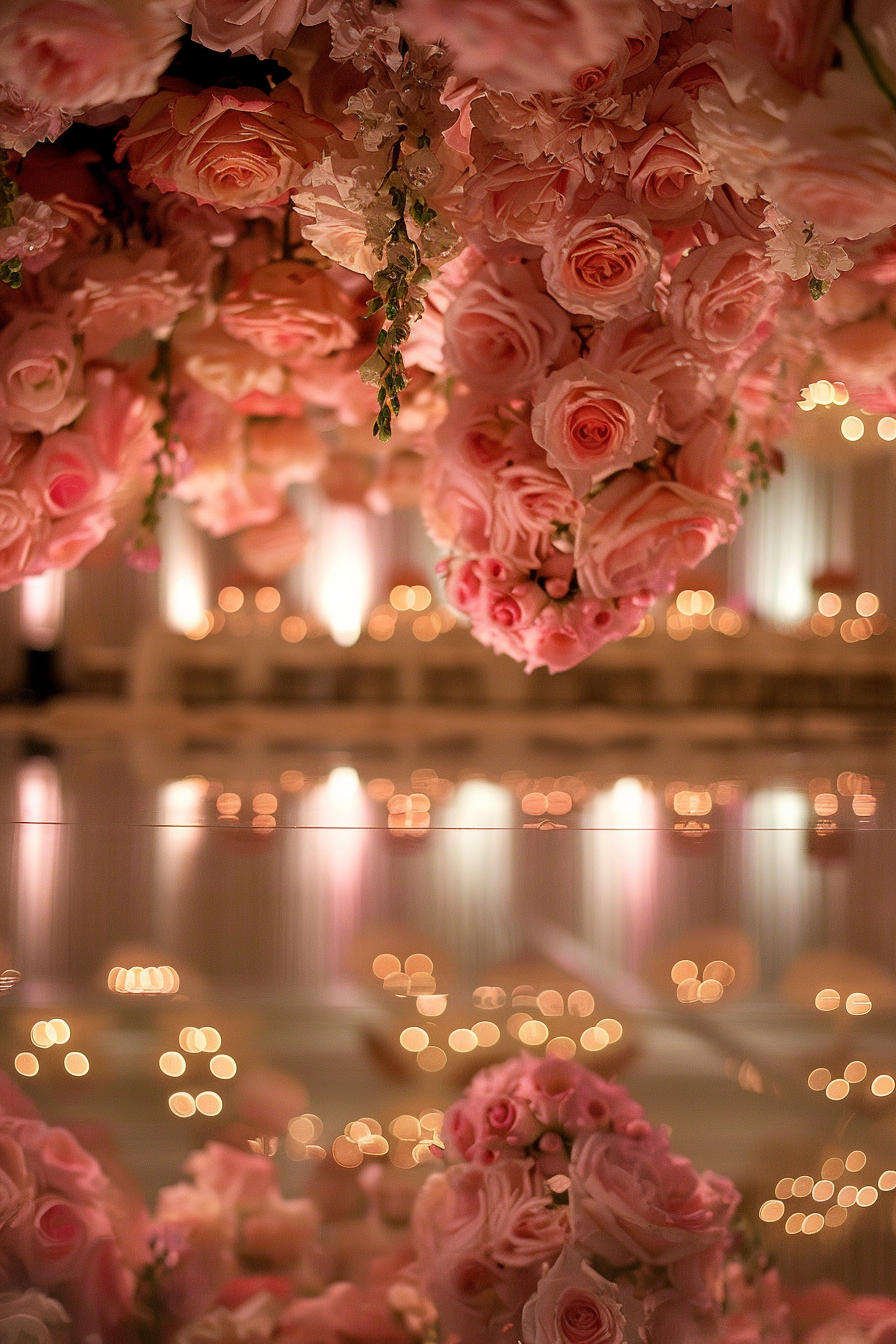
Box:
[0,312,84,435]
[420,450,494,555]
[248,415,326,482]
[625,124,711,226]
[18,429,116,519]
[177,0,336,58]
[514,594,640,675]
[443,261,570,398]
[601,320,715,441]
[0,0,183,113]
[542,198,662,322]
[574,471,738,602]
[234,509,308,578]
[0,80,71,154]
[117,83,331,212]
[8,1192,113,1289]
[219,261,359,360]
[483,1160,568,1268]
[436,394,542,475]
[570,1127,739,1291]
[531,358,657,496]
[731,0,841,93]
[491,461,583,568]
[465,140,580,249]
[278,1283,414,1344]
[64,247,194,361]
[0,1290,70,1343]
[13,1119,107,1204]
[522,1245,625,1344]
[239,1196,318,1266]
[665,238,780,368]
[398,0,643,96]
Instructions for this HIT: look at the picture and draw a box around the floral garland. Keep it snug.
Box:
[0,0,895,669]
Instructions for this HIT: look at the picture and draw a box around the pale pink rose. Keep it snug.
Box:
[240,1197,318,1266]
[247,415,326,482]
[219,261,359,360]
[18,429,115,518]
[0,525,41,590]
[515,1058,644,1135]
[0,1124,36,1221]
[420,1251,539,1344]
[8,1192,112,1288]
[758,71,896,242]
[186,1143,280,1210]
[0,81,71,153]
[117,84,331,212]
[484,1161,568,1267]
[64,247,194,360]
[0,193,66,269]
[0,0,183,113]
[442,1088,544,1164]
[0,1290,70,1342]
[0,490,33,577]
[625,125,711,226]
[75,365,161,474]
[531,359,657,496]
[178,322,293,408]
[15,1121,107,1204]
[720,1265,791,1344]
[443,261,570,397]
[542,198,662,322]
[574,471,739,601]
[674,414,734,497]
[30,503,114,573]
[436,395,542,475]
[398,0,643,96]
[421,452,494,554]
[522,1245,625,1344]
[234,510,308,578]
[150,189,238,291]
[403,247,484,374]
[641,1288,722,1344]
[176,0,336,57]
[665,238,780,368]
[600,320,715,440]
[491,462,583,568]
[465,142,580,250]
[570,1127,739,1289]
[278,1284,413,1344]
[731,0,841,92]
[0,313,84,435]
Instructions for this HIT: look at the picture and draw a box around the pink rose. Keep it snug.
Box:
[75,365,161,474]
[63,246,194,361]
[0,193,66,270]
[522,1245,625,1344]
[0,0,183,113]
[674,414,733,498]
[420,453,494,554]
[600,320,715,440]
[186,1143,280,1209]
[219,261,359,360]
[491,462,583,568]
[248,416,325,481]
[731,0,841,93]
[0,312,84,435]
[436,395,542,474]
[117,84,331,212]
[625,124,711,226]
[279,1284,413,1344]
[542,198,662,322]
[234,510,308,578]
[239,1197,318,1266]
[176,0,336,58]
[531,359,658,496]
[515,1058,644,1134]
[398,0,643,96]
[15,1121,107,1203]
[574,472,739,601]
[18,429,115,517]
[570,1128,739,1296]
[9,1192,112,1288]
[484,1160,568,1267]
[515,596,633,674]
[423,1252,539,1344]
[30,502,113,572]
[665,238,780,367]
[0,81,71,154]
[443,261,570,398]
[0,1125,36,1221]
[465,141,580,249]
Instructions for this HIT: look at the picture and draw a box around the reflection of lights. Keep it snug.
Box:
[816,988,840,1010]
[672,960,698,984]
[217,792,241,817]
[368,779,394,802]
[280,771,304,791]
[546,1036,576,1059]
[822,1158,844,1180]
[255,586,280,612]
[160,1052,186,1077]
[673,790,712,817]
[818,592,841,616]
[109,965,180,994]
[580,1026,610,1051]
[567,990,595,1017]
[327,766,360,804]
[314,506,371,647]
[813,1180,835,1201]
[161,500,208,634]
[846,992,872,1015]
[416,1046,446,1071]
[448,1028,478,1052]
[210,1054,237,1079]
[252,793,277,814]
[15,1052,38,1076]
[373,953,400,978]
[281,616,307,642]
[844,1061,867,1083]
[218,586,243,612]
[841,416,864,441]
[792,1176,814,1198]
[169,1092,196,1117]
[814,793,838,818]
[856,592,879,616]
[852,794,876,818]
[846,1150,866,1172]
[878,417,896,441]
[417,994,447,1016]
[16,756,62,986]
[20,570,64,649]
[64,1052,89,1076]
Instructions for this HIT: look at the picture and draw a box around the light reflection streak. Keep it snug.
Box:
[20,570,64,649]
[14,757,62,988]
[153,779,206,948]
[284,767,372,987]
[742,790,818,984]
[160,499,208,634]
[309,504,372,647]
[428,782,515,974]
[581,779,658,975]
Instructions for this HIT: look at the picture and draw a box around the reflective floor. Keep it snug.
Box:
[1,715,896,1291]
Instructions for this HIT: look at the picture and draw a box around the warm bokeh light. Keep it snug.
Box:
[856,592,879,616]
[14,1053,38,1076]
[803,1213,825,1235]
[218,586,243,612]
[210,1054,237,1079]
[841,415,865,441]
[252,793,277,814]
[417,995,448,1016]
[814,793,838,818]
[30,1021,56,1048]
[64,1052,89,1076]
[417,1046,447,1072]
[390,585,414,611]
[217,793,241,817]
[546,1036,576,1059]
[760,1200,785,1222]
[448,1029,478,1052]
[808,1068,831,1091]
[281,616,307,642]
[517,1020,549,1047]
[878,417,896,440]
[280,771,304,791]
[537,990,564,1016]
[567,990,595,1017]
[845,1150,866,1172]
[872,1074,895,1096]
[405,953,433,974]
[400,1027,429,1052]
[838,1186,858,1207]
[581,1026,610,1051]
[813,1180,835,1201]
[473,986,506,1010]
[775,1179,794,1198]
[169,1092,196,1117]
[845,992,872,1015]
[472,1021,500,1047]
[672,959,699,984]
[791,1176,814,1198]
[822,1159,845,1180]
[255,586,280,613]
[844,1061,867,1083]
[879,1171,896,1190]
[815,988,840,1011]
[195,1091,222,1116]
[826,1079,849,1100]
[856,1186,878,1207]
[817,592,841,617]
[160,1052,186,1077]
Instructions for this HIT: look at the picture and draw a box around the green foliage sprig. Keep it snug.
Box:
[0,151,22,289]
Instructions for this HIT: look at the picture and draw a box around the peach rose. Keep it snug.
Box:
[177,0,336,58]
[602,321,715,440]
[16,1121,107,1204]
[0,313,84,435]
[398,0,643,96]
[522,1245,625,1344]
[234,510,308,577]
[0,81,71,154]
[731,0,841,93]
[0,0,183,113]
[465,138,580,249]
[0,193,66,271]
[421,451,494,554]
[443,261,570,397]
[625,124,711,226]
[219,261,359,359]
[64,247,194,360]
[574,471,738,601]
[485,1161,568,1268]
[31,504,114,573]
[248,415,326,482]
[117,83,331,212]
[541,197,662,322]
[531,358,658,496]
[665,238,780,367]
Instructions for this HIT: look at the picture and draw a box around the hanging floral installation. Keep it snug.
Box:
[0,0,895,668]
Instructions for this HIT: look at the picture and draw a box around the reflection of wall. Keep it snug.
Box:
[153,778,206,948]
[742,789,819,986]
[581,779,658,976]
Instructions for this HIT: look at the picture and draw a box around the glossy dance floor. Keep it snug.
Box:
[1,723,895,1291]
